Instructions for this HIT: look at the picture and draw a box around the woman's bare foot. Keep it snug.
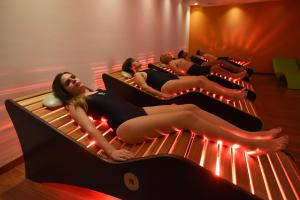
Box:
[246,135,288,156]
[226,88,247,100]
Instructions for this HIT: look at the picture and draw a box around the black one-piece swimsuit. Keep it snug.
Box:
[86,90,147,130]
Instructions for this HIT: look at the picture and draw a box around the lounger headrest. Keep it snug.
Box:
[121,71,133,78]
[42,93,63,109]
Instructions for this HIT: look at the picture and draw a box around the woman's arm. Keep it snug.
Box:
[68,104,133,161]
[168,60,186,75]
[134,72,173,99]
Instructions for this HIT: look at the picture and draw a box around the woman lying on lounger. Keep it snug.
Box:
[52,72,288,161]
[160,52,248,79]
[122,58,251,101]
[179,50,253,77]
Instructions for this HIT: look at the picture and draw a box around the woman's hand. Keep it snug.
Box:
[109,149,135,161]
[160,92,175,100]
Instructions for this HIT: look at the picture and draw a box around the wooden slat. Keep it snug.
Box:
[110,138,124,150]
[235,148,251,192]
[203,141,218,175]
[17,93,50,107]
[58,122,78,134]
[49,114,72,128]
[186,136,204,165]
[246,154,268,200]
[219,145,232,182]
[68,129,86,141]
[33,108,52,117]
[276,152,300,197]
[171,131,193,157]
[267,153,297,200]
[143,136,167,157]
[135,140,154,157]
[14,90,51,103]
[156,132,177,154]
[25,102,44,112]
[258,155,283,200]
[42,109,69,122]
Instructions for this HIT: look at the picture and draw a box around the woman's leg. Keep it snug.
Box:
[116,111,288,154]
[161,76,247,100]
[217,60,244,73]
[210,65,247,79]
[143,104,281,139]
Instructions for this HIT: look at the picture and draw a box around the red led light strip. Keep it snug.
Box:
[231,147,237,185]
[243,100,250,114]
[40,107,65,118]
[238,100,243,111]
[86,141,96,148]
[215,141,222,176]
[57,119,75,130]
[142,138,158,157]
[155,134,169,155]
[48,114,70,124]
[183,132,195,158]
[245,152,255,194]
[168,130,182,154]
[199,138,208,167]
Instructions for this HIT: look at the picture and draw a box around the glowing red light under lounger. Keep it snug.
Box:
[143,138,158,157]
[77,133,88,142]
[231,147,237,185]
[245,152,255,194]
[168,130,182,154]
[155,135,169,155]
[215,140,223,176]
[86,141,96,148]
[199,137,208,167]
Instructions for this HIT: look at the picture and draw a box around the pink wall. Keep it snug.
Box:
[0,0,190,167]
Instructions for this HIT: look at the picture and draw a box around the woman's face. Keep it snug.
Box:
[161,53,173,63]
[132,60,142,72]
[60,73,85,96]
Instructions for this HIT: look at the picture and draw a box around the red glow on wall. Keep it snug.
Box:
[0,81,51,96]
[43,183,120,200]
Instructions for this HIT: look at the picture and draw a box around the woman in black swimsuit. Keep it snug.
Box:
[160,52,247,79]
[122,58,248,100]
[52,72,287,161]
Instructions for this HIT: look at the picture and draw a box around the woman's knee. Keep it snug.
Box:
[117,122,148,144]
[175,111,198,125]
[161,83,176,94]
[182,104,198,112]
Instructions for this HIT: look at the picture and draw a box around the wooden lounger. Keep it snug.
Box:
[5,91,300,200]
[148,62,256,101]
[190,55,253,81]
[102,71,262,131]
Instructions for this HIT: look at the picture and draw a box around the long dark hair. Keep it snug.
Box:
[52,72,87,109]
[122,58,135,75]
[178,50,187,59]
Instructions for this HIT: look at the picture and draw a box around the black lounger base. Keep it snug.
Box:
[5,100,259,200]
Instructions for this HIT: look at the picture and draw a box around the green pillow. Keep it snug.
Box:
[42,93,63,109]
[121,71,133,78]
